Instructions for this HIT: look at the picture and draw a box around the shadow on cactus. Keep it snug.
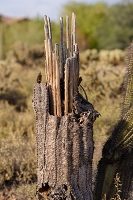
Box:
[94,42,133,200]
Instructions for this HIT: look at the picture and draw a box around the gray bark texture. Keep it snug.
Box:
[32,83,99,200]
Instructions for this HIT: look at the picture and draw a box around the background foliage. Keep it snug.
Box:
[1,0,133,58]
[0,0,132,199]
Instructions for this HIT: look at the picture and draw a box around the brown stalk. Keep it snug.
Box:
[64,58,70,115]
[66,15,70,58]
[55,43,62,116]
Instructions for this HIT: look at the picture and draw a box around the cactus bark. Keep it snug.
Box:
[33,83,98,200]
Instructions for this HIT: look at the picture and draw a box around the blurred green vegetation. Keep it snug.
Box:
[0,17,60,59]
[61,1,107,50]
[0,0,132,199]
[1,0,133,59]
[61,0,133,50]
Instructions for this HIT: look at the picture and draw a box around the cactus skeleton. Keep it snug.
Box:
[33,13,99,200]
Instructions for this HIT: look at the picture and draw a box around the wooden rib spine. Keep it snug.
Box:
[55,44,62,116]
[44,13,79,116]
[64,58,70,115]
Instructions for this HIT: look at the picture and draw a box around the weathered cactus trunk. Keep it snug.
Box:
[33,83,98,199]
[32,14,99,200]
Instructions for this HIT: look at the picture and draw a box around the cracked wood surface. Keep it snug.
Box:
[33,83,98,200]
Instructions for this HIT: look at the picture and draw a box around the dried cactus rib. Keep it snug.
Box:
[64,58,69,115]
[60,16,65,79]
[66,15,70,58]
[71,13,76,56]
[44,13,80,116]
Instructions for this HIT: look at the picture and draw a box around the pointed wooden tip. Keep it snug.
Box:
[36,71,42,83]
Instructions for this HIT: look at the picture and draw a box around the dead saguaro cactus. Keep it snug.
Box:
[33,13,99,200]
